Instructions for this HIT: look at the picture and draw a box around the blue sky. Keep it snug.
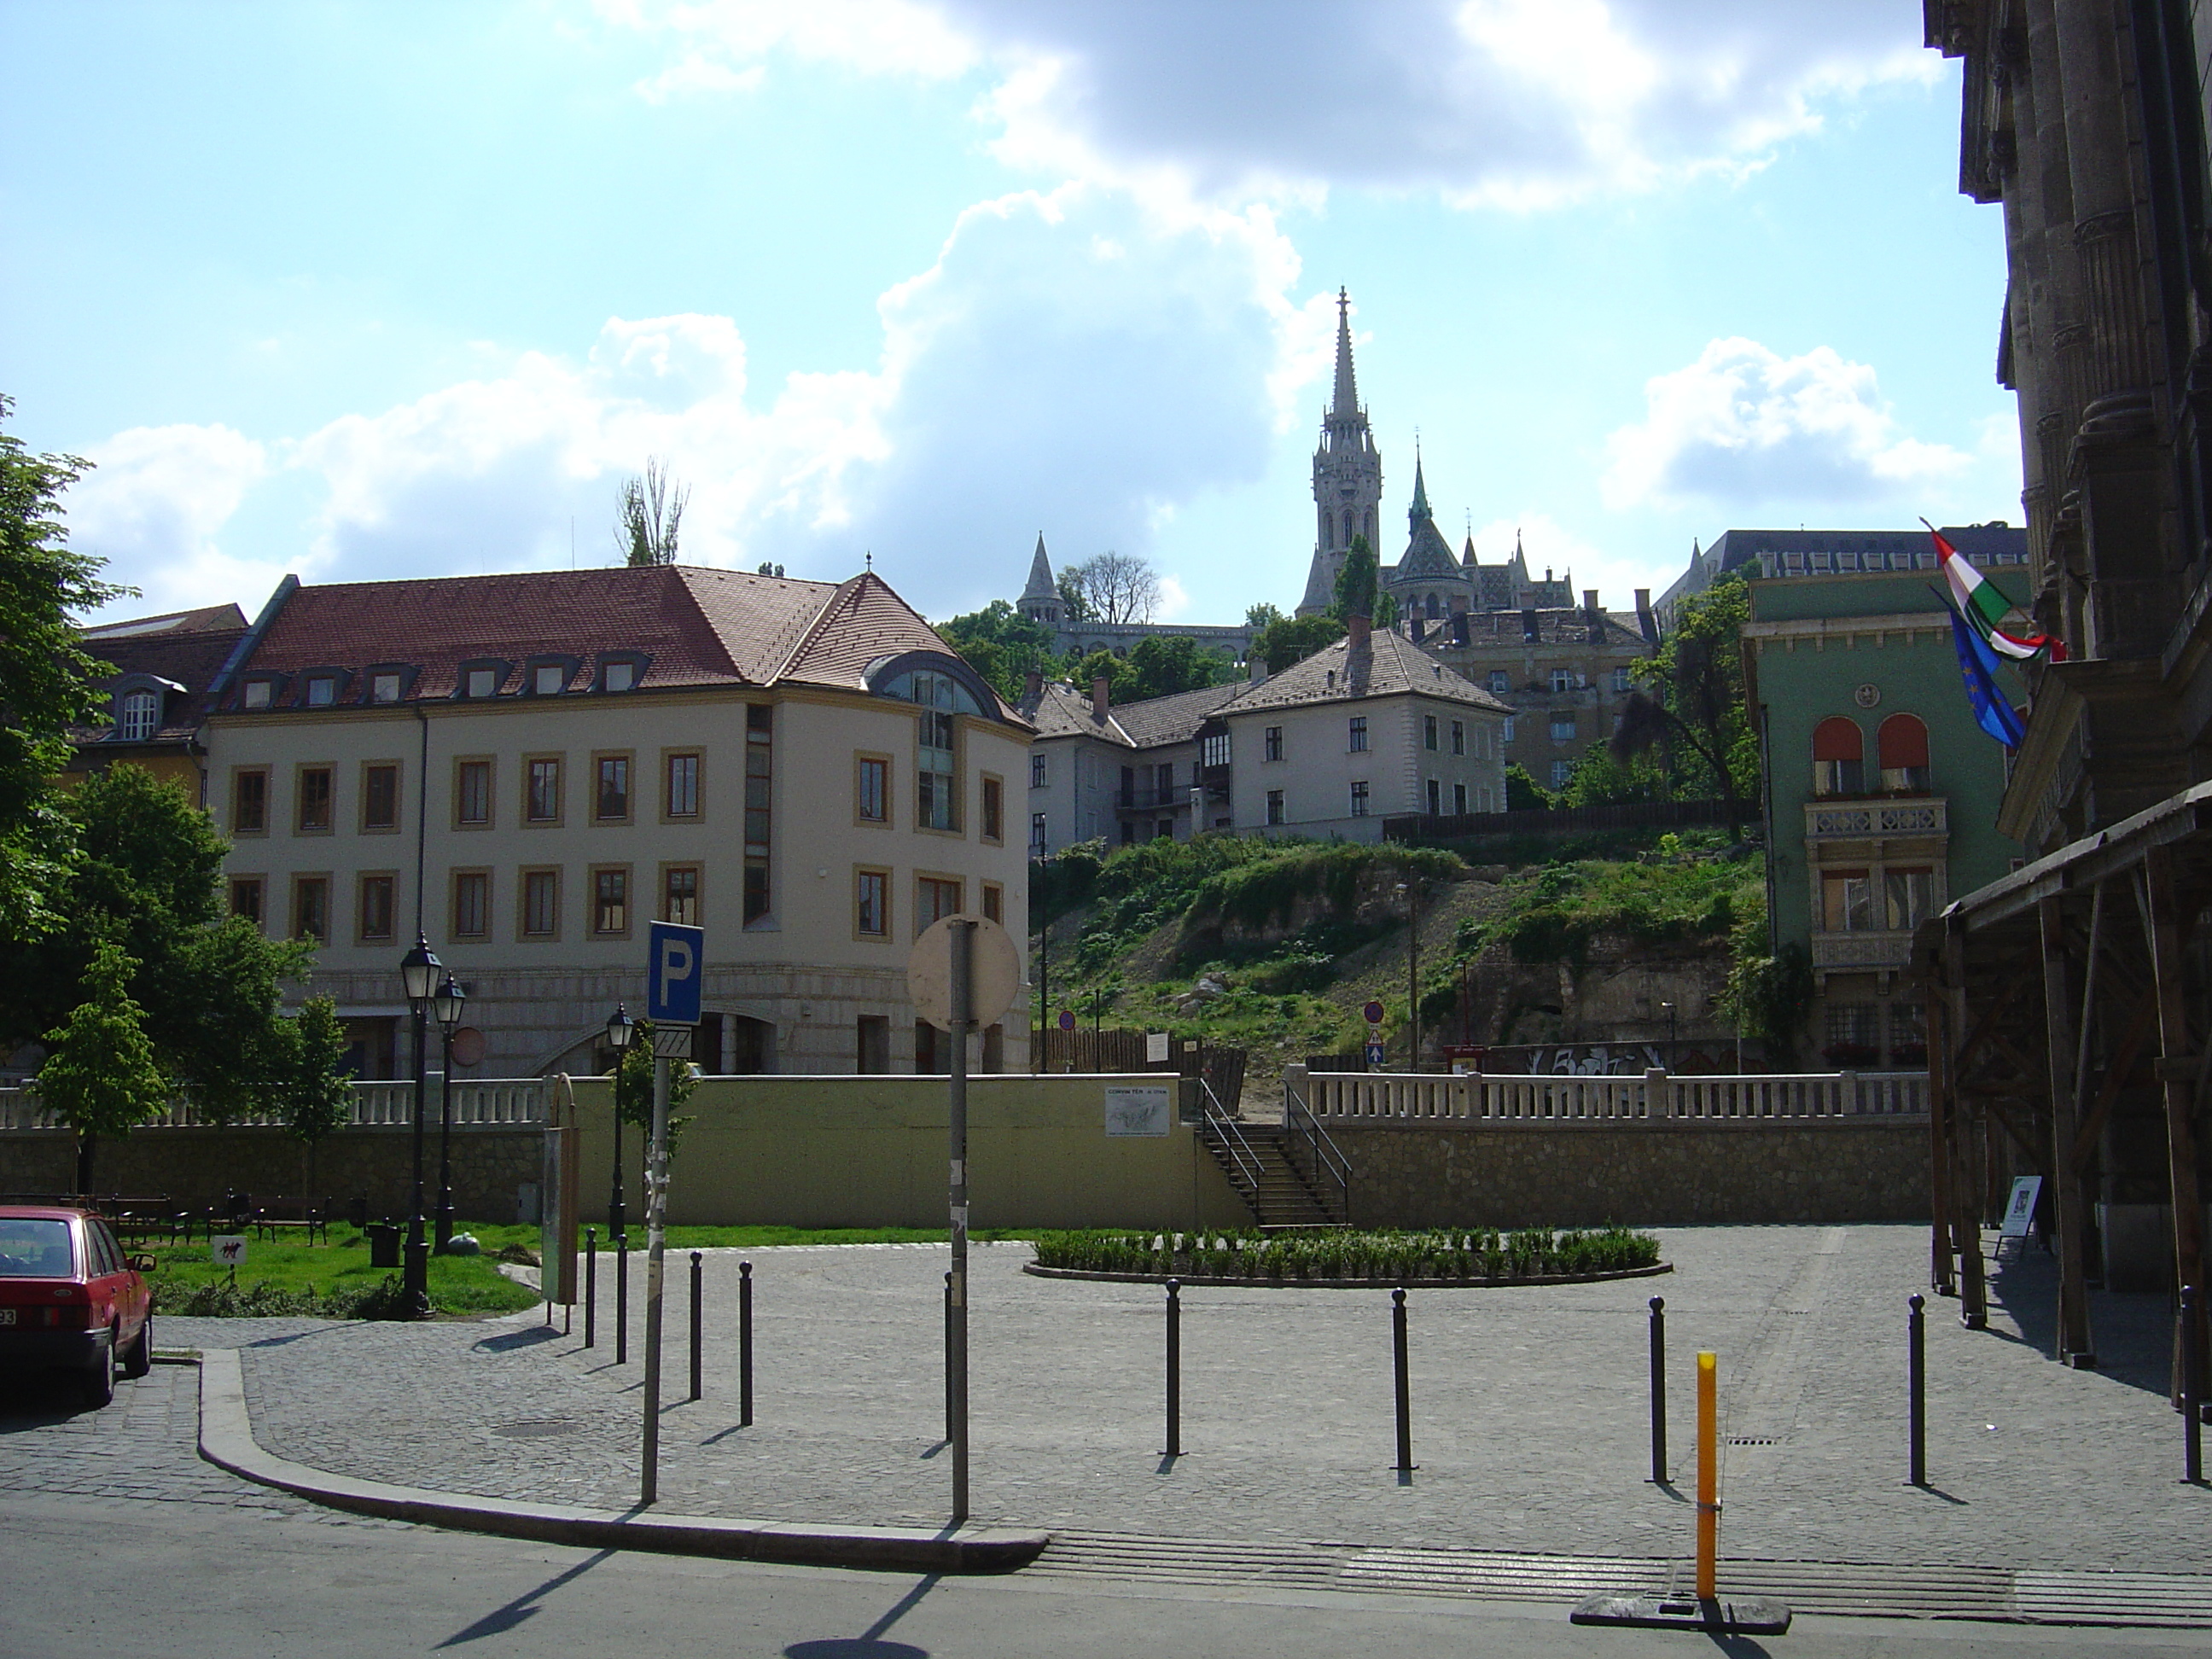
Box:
[0,2,2017,630]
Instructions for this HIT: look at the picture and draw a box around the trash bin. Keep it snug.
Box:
[346,1195,370,1230]
[367,1224,401,1268]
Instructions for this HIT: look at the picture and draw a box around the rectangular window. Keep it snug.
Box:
[1154,763,1173,800]
[1502,715,1516,743]
[1551,758,1573,789]
[1426,778,1441,814]
[662,865,700,927]
[362,763,399,832]
[467,667,498,699]
[533,664,566,696]
[857,1015,890,1074]
[1814,759,1866,796]
[292,876,329,942]
[664,751,700,819]
[981,775,1004,843]
[357,874,396,943]
[232,769,268,835]
[1821,870,1875,933]
[745,704,773,923]
[1613,667,1633,692]
[451,870,489,939]
[1453,783,1467,815]
[1029,812,1047,856]
[855,868,888,937]
[370,672,401,704]
[1450,720,1464,756]
[603,661,636,692]
[1423,714,1439,751]
[594,753,631,822]
[1550,667,1575,693]
[1348,717,1368,752]
[981,882,1003,923]
[1550,716,1577,742]
[1266,789,1285,825]
[243,679,273,709]
[591,866,629,936]
[521,869,560,938]
[1202,732,1231,768]
[229,876,265,926]
[1349,781,1369,817]
[455,759,492,827]
[1487,671,1510,696]
[305,676,335,707]
[1030,753,1047,789]
[296,766,333,833]
[856,754,888,824]
[1264,725,1283,762]
[912,684,957,833]
[527,757,562,824]
[1884,868,1935,932]
[917,875,962,934]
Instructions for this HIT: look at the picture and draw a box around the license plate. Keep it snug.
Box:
[0,1309,14,1325]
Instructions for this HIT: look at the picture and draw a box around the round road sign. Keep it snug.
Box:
[1363,1000,1387,1025]
[906,914,1022,1033]
[1057,1009,1076,1032]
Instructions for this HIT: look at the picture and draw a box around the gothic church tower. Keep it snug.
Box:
[1297,289,1382,615]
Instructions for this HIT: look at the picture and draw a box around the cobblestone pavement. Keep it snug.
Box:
[203,1225,2212,1575]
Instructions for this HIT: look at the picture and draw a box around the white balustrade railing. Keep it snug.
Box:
[0,1079,548,1132]
[1305,1068,1926,1123]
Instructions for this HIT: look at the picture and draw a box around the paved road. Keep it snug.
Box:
[217,1226,2208,1573]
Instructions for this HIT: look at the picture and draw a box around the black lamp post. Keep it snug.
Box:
[1661,999,1678,1055]
[605,1004,635,1241]
[433,973,465,1251]
[399,935,442,1314]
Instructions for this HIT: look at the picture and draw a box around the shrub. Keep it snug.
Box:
[1029,1225,1659,1280]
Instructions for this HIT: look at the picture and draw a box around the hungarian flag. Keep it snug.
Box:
[1928,524,2064,661]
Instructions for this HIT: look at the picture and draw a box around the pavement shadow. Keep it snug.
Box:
[0,1371,102,1429]
[786,1573,939,1659]
[474,1326,562,1353]
[435,1546,614,1646]
[1987,1249,2180,1400]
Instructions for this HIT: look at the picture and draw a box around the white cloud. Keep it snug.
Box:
[1600,337,1973,511]
[609,0,1936,208]
[67,423,282,618]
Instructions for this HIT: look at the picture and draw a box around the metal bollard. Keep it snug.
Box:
[2184,1284,2203,1485]
[689,1251,703,1404]
[1165,1278,1182,1458]
[584,1227,597,1350]
[943,1271,954,1443]
[1908,1293,1927,1487]
[616,1236,629,1365]
[1646,1295,1667,1484]
[1392,1286,1414,1473]
[739,1259,754,1429]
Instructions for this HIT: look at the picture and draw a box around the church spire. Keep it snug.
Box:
[1020,533,1055,601]
[1408,442,1432,527]
[1330,287,1359,418]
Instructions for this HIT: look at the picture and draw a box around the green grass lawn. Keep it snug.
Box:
[457,1222,1045,1253]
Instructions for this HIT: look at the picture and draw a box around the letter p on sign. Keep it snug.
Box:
[648,921,705,1026]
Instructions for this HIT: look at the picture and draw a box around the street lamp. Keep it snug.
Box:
[433,973,466,1251]
[605,1004,635,1241]
[1661,999,1678,1054]
[399,935,442,1315]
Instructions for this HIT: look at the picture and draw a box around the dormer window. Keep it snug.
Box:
[306,676,336,707]
[469,669,497,698]
[604,661,634,692]
[370,672,402,704]
[117,689,160,742]
[525,658,581,696]
[243,680,273,710]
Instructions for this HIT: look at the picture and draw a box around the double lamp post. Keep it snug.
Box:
[399,935,469,1314]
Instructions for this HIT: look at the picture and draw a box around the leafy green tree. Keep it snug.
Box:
[1612,573,1757,835]
[278,998,353,1198]
[1372,587,1400,629]
[610,1019,699,1171]
[937,600,1058,702]
[0,396,129,942]
[0,765,309,1120]
[1331,535,1380,620]
[1554,741,1670,809]
[1504,763,1554,812]
[39,940,168,1192]
[1251,613,1346,672]
[1244,602,1285,632]
[1124,635,1238,700]
[1066,647,1138,704]
[1055,568,1095,623]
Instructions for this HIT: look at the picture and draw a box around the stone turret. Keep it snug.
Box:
[1016,533,1060,629]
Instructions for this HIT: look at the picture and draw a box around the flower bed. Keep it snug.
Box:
[1025,1225,1665,1286]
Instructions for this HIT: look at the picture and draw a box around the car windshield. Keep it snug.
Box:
[0,1219,75,1278]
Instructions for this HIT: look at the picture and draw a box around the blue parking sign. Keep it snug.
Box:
[647,922,704,1026]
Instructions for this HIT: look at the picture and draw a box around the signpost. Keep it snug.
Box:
[639,920,704,1507]
[1995,1174,2043,1263]
[1365,999,1387,1072]
[908,913,1020,1526]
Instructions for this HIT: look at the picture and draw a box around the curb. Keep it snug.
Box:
[191,1348,1048,1573]
[1022,1260,1673,1289]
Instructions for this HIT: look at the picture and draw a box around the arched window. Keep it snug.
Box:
[1424,593,1440,619]
[1877,713,1930,792]
[1812,717,1864,796]
[1342,509,1354,545]
[117,689,159,742]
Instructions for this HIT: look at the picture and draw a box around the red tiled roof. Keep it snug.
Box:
[71,605,251,746]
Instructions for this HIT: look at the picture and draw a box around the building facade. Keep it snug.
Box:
[62,603,249,797]
[202,564,1032,1081]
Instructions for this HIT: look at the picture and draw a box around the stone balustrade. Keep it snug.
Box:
[1300,1067,1926,1123]
[0,1078,549,1133]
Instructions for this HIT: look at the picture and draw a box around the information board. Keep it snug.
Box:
[1999,1174,2043,1237]
[1104,1084,1172,1137]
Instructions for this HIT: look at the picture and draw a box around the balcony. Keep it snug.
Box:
[1804,796,1947,839]
[1809,929,1918,970]
[1115,789,1193,813]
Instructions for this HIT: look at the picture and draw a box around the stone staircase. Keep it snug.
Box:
[1197,1118,1345,1231]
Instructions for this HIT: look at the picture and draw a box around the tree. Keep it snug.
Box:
[615,457,690,567]
[937,600,1058,702]
[1055,568,1095,624]
[0,395,129,942]
[609,1019,698,1166]
[1062,550,1161,625]
[1245,602,1286,632]
[1611,574,1758,835]
[1066,648,1137,704]
[1124,635,1238,700]
[1251,613,1345,672]
[1372,587,1400,630]
[1504,763,1554,812]
[1554,740,1670,809]
[277,998,352,1199]
[39,940,168,1193]
[1331,535,1379,620]
[0,765,309,1120]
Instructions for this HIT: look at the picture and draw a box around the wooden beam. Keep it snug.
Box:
[2040,896,2097,1366]
[1953,966,2038,1078]
[2068,995,2160,1173]
[2142,847,2209,1400]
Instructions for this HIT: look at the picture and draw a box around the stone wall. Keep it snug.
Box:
[0,1124,545,1223]
[1336,1118,1929,1229]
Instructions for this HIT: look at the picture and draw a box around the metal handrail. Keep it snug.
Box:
[1198,1080,1264,1193]
[1284,1096,1351,1222]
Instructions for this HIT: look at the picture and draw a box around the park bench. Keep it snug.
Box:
[249,1196,331,1244]
[102,1196,182,1245]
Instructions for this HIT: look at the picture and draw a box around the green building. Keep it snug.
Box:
[1722,527,2030,1069]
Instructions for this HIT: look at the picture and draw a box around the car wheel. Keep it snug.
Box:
[81,1328,117,1408]
[121,1313,153,1379]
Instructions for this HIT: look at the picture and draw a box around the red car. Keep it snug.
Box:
[0,1206,154,1406]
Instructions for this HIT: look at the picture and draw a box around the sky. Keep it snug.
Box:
[0,1,2019,632]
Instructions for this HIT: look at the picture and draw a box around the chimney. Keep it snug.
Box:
[1410,616,1425,643]
[1091,676,1109,720]
[1023,667,1044,701]
[1347,613,1371,649]
[1584,587,1604,643]
[1521,606,1540,643]
[1583,588,1600,615]
[1634,588,1659,645]
[1451,612,1469,646]
[1248,655,1268,684]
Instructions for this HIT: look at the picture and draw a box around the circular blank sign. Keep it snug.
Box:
[907,914,1022,1032]
[450,1027,486,1068]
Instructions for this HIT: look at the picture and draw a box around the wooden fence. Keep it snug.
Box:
[1031,1029,1247,1109]
[1382,798,1752,842]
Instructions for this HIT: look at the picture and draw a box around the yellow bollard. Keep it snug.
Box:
[1697,1350,1718,1601]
